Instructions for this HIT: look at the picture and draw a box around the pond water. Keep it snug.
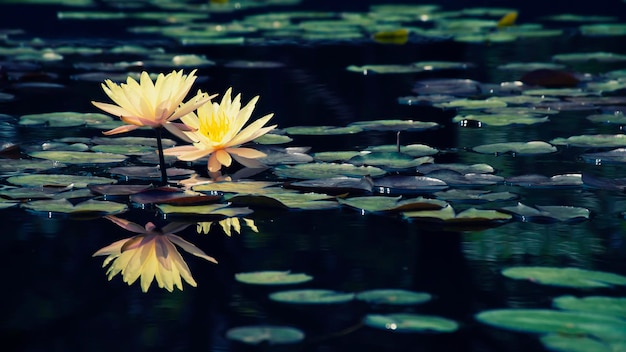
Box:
[2,1,626,351]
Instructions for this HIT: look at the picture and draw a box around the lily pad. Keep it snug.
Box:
[356,289,432,306]
[21,198,128,218]
[417,163,495,175]
[156,203,253,218]
[553,295,626,319]
[472,141,557,155]
[453,113,549,126]
[498,203,590,222]
[348,119,439,132]
[475,309,626,341]
[365,144,439,157]
[29,151,127,164]
[364,313,458,333]
[281,125,362,135]
[192,180,283,194]
[373,175,448,194]
[348,152,433,170]
[285,176,374,195]
[18,111,113,128]
[550,134,626,148]
[6,174,117,188]
[269,289,355,304]
[505,173,583,188]
[227,192,339,210]
[338,195,447,213]
[273,163,387,179]
[403,205,512,224]
[540,334,622,352]
[235,271,313,285]
[501,266,626,288]
[225,325,305,345]
[434,189,518,203]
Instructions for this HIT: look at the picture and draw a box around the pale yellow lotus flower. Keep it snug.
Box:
[197,217,259,236]
[91,69,213,138]
[93,215,217,293]
[163,87,277,174]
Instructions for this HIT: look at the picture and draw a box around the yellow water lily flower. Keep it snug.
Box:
[93,215,217,292]
[163,87,277,174]
[91,69,213,138]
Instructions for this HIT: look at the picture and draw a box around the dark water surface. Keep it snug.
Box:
[2,1,626,351]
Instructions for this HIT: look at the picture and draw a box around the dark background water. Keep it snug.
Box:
[2,0,626,351]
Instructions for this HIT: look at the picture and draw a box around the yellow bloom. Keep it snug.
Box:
[93,215,217,292]
[91,69,212,138]
[163,87,277,174]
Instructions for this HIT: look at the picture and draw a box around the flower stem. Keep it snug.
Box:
[155,127,168,186]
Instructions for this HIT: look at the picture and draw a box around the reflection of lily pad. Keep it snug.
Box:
[356,289,432,306]
[235,271,313,285]
[226,325,305,345]
[269,289,355,304]
[501,266,626,288]
[476,309,626,341]
[364,313,458,333]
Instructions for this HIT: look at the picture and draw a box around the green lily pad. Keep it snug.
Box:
[365,144,439,157]
[505,173,583,188]
[348,152,433,170]
[498,203,590,222]
[435,98,508,110]
[553,295,626,319]
[90,144,156,155]
[348,119,439,132]
[552,51,626,63]
[29,151,127,164]
[364,313,459,333]
[346,64,430,75]
[269,289,355,304]
[472,141,557,155]
[550,134,626,148]
[225,325,305,345]
[6,174,117,188]
[540,334,622,352]
[453,113,549,126]
[403,205,512,223]
[373,175,449,193]
[281,125,362,135]
[253,133,293,145]
[285,176,374,195]
[235,271,313,285]
[192,180,283,194]
[501,266,626,288]
[417,163,495,175]
[476,309,626,341]
[227,192,339,210]
[91,136,177,148]
[356,289,432,306]
[18,111,113,128]
[21,199,128,218]
[273,163,387,179]
[0,158,66,173]
[312,151,364,162]
[338,195,447,213]
[434,189,518,203]
[156,203,254,218]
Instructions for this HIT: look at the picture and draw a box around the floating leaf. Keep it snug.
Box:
[365,144,439,157]
[373,175,448,194]
[281,125,362,135]
[476,309,626,341]
[453,113,549,126]
[505,173,583,188]
[18,111,113,128]
[348,152,433,170]
[435,98,508,110]
[157,203,253,219]
[6,174,117,188]
[269,289,355,304]
[273,163,386,179]
[434,189,518,203]
[285,176,374,195]
[109,166,195,180]
[550,134,626,148]
[227,192,339,210]
[338,195,447,213]
[356,289,432,306]
[21,199,127,218]
[553,295,626,319]
[403,205,512,224]
[417,163,495,175]
[364,313,458,333]
[472,141,557,155]
[499,203,590,222]
[192,180,283,194]
[348,119,439,132]
[29,151,127,164]
[501,266,626,288]
[540,334,620,352]
[226,326,305,345]
[235,271,313,285]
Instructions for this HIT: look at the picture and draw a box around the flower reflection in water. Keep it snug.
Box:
[93,215,217,292]
[197,217,259,237]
